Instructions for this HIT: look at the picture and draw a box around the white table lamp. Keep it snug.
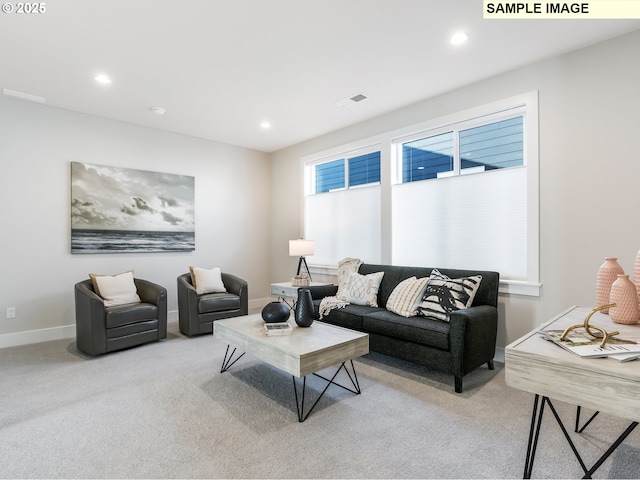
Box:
[289,239,314,280]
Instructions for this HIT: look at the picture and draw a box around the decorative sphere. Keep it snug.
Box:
[261,302,290,323]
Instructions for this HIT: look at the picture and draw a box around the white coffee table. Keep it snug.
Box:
[214,313,369,421]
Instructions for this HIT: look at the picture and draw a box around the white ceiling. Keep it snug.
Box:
[1,1,639,153]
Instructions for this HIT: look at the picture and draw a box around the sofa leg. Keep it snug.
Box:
[454,376,462,393]
[487,359,495,370]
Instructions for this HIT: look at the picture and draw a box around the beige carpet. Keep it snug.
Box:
[0,319,638,479]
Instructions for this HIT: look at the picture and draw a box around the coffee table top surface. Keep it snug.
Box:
[214,313,369,377]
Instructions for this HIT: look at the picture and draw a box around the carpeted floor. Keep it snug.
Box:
[1,319,638,479]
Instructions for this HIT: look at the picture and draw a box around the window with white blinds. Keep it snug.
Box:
[301,92,539,295]
[304,147,381,266]
[392,108,529,282]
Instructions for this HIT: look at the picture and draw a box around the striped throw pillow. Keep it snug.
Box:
[386,276,430,317]
[417,269,482,321]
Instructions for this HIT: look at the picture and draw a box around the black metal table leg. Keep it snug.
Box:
[292,360,362,422]
[220,344,245,373]
[582,421,638,479]
[524,394,544,479]
[523,395,638,479]
[575,406,600,433]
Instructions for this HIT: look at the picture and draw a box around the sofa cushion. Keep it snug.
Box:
[315,303,384,331]
[386,276,429,317]
[363,310,450,350]
[339,271,384,306]
[417,269,482,321]
[198,292,240,314]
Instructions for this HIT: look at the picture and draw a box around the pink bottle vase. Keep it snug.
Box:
[609,274,639,324]
[596,257,624,313]
[634,249,640,307]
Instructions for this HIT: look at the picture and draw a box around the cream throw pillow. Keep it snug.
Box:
[335,257,364,299]
[386,276,429,317]
[339,271,384,307]
[189,266,226,295]
[89,270,141,307]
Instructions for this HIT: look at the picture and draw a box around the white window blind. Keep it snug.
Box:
[392,166,527,280]
[305,185,381,266]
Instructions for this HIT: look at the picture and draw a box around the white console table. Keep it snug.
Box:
[270,281,332,309]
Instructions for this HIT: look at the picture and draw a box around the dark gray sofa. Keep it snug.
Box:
[308,263,500,393]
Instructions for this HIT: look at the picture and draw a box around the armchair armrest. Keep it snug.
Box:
[75,280,107,355]
[134,278,167,338]
[221,273,246,295]
[222,273,248,315]
[134,278,167,306]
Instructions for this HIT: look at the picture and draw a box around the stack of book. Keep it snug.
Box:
[264,322,293,336]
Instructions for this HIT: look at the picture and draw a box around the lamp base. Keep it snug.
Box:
[296,257,312,281]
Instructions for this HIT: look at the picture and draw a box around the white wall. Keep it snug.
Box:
[0,97,271,346]
[3,29,639,351]
[269,29,640,349]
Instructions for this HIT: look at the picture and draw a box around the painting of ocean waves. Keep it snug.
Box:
[71,162,195,254]
[72,229,195,253]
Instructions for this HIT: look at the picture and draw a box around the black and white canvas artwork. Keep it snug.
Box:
[71,162,195,253]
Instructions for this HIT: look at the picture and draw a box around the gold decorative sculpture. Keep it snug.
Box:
[560,304,620,348]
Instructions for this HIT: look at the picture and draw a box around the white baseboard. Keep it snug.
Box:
[0,302,278,350]
[0,310,181,350]
[494,346,505,364]
[0,324,77,349]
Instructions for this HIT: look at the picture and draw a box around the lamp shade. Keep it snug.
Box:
[289,239,314,257]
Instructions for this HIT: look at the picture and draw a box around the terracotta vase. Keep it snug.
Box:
[609,274,639,325]
[634,249,640,307]
[596,257,624,313]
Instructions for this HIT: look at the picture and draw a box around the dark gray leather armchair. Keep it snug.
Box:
[75,278,167,356]
[177,272,248,336]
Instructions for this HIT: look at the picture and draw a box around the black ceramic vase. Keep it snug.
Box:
[295,288,316,327]
[261,301,290,323]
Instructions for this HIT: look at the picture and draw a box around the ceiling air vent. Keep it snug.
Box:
[335,93,369,108]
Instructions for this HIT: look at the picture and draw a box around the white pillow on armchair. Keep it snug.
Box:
[189,266,227,295]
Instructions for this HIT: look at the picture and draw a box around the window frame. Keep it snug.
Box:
[300,91,540,296]
[305,144,382,196]
[393,107,526,185]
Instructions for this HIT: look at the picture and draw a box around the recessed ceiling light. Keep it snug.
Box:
[260,121,271,129]
[450,32,468,46]
[94,74,112,84]
[150,107,165,115]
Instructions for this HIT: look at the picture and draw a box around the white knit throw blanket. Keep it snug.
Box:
[318,257,363,319]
